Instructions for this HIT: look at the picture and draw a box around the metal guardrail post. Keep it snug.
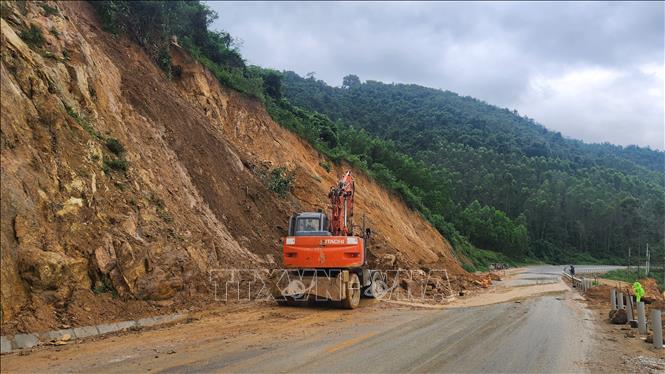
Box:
[637,302,647,335]
[651,309,663,349]
[611,289,617,311]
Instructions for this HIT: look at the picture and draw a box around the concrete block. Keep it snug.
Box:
[40,329,74,342]
[1,336,12,354]
[72,326,100,339]
[13,333,39,349]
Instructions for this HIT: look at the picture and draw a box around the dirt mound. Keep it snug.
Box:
[0,1,467,334]
[638,278,664,302]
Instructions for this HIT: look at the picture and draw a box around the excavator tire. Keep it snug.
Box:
[364,271,386,299]
[341,273,361,309]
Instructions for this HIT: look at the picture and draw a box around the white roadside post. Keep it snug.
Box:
[611,289,617,311]
[652,309,663,349]
[626,295,634,321]
[637,302,647,335]
[618,292,624,310]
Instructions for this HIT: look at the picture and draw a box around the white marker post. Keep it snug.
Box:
[637,302,647,335]
[618,292,624,309]
[652,309,663,349]
[626,295,634,321]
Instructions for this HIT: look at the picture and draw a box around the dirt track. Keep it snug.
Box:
[6,266,655,374]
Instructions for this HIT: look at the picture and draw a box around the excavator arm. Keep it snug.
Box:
[328,171,354,236]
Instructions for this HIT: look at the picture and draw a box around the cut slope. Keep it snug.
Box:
[0,1,464,334]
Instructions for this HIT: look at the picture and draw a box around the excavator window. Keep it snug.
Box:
[296,218,320,232]
[289,213,331,236]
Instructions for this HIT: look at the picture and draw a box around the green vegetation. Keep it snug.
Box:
[105,137,125,156]
[282,73,665,265]
[93,274,116,296]
[319,161,332,173]
[602,268,664,290]
[90,1,664,268]
[90,1,263,97]
[103,157,128,173]
[19,24,45,49]
[65,105,101,139]
[40,3,59,16]
[268,167,295,197]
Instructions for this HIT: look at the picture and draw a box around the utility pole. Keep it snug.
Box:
[638,245,641,276]
[645,243,650,277]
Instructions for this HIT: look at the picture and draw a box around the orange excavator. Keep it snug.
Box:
[273,171,384,308]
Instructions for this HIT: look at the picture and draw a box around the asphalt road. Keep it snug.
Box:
[3,266,602,373]
[174,298,591,373]
[161,266,595,373]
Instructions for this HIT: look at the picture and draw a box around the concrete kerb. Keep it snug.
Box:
[40,329,75,343]
[0,312,186,354]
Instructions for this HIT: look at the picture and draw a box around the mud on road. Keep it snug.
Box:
[4,266,645,374]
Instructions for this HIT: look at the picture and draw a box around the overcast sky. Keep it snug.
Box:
[207,1,664,150]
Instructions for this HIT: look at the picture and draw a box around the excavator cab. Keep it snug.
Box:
[288,212,331,237]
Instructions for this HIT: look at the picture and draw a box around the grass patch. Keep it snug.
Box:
[20,24,45,49]
[65,105,101,139]
[602,268,664,290]
[103,157,128,173]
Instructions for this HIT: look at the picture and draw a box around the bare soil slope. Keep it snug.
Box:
[0,1,465,334]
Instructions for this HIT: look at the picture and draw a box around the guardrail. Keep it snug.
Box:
[561,271,663,349]
[561,271,594,292]
[571,266,622,274]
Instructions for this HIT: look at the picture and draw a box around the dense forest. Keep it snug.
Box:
[281,73,665,265]
[91,1,664,269]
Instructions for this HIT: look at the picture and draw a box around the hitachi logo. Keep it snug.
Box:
[321,239,344,245]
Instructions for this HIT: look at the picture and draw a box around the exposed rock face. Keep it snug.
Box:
[0,1,463,332]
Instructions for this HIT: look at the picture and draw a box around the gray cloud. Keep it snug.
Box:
[207,1,664,149]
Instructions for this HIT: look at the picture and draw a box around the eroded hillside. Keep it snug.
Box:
[0,1,464,334]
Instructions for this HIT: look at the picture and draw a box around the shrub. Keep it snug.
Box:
[20,24,45,49]
[65,105,100,139]
[105,137,125,156]
[104,157,128,173]
[41,3,59,16]
[268,167,295,197]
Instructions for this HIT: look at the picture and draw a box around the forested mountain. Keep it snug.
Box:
[88,1,663,268]
[280,72,665,264]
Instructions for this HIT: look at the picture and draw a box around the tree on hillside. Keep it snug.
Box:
[342,74,361,89]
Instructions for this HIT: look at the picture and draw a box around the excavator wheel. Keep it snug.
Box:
[364,271,386,299]
[341,273,361,309]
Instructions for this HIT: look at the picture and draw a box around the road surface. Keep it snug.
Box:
[2,266,603,373]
